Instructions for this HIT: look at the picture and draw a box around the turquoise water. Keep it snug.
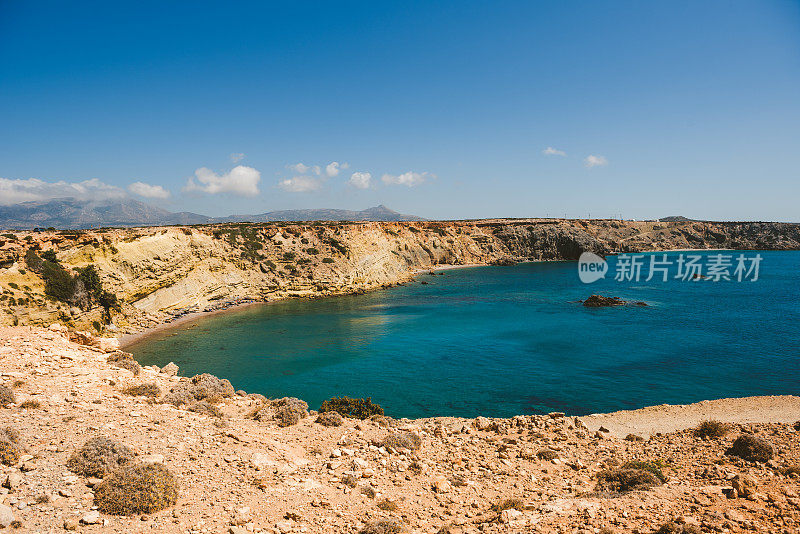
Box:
[127,251,800,419]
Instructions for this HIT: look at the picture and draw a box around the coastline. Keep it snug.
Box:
[120,262,487,348]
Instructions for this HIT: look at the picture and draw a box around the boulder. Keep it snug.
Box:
[162,362,179,376]
[0,504,13,528]
[97,338,120,352]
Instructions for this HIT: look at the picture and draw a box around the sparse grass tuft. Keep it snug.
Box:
[726,434,774,462]
[94,462,178,515]
[694,420,728,439]
[491,498,524,512]
[319,396,383,419]
[359,520,401,534]
[340,474,358,488]
[67,436,135,477]
[19,399,41,409]
[122,383,161,398]
[188,400,222,418]
[381,431,421,452]
[377,498,398,511]
[361,485,376,498]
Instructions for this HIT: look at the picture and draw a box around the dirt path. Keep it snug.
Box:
[580,395,800,438]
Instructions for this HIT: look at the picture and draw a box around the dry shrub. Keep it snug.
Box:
[107,352,141,376]
[361,485,376,498]
[726,434,774,462]
[315,410,343,427]
[654,522,702,534]
[381,432,421,452]
[596,468,662,493]
[19,399,40,409]
[491,498,524,512]
[0,384,16,405]
[622,460,667,482]
[536,449,559,460]
[67,436,135,477]
[0,439,20,466]
[250,397,308,427]
[94,462,178,515]
[694,420,728,439]
[340,474,358,488]
[188,400,222,418]
[624,433,644,442]
[163,373,234,406]
[319,396,383,419]
[122,383,161,398]
[377,498,398,511]
[360,521,401,534]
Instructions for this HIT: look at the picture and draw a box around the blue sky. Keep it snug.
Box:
[1,1,799,220]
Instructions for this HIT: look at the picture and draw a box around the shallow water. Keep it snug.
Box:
[127,251,800,418]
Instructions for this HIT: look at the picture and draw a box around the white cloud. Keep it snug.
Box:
[128,181,171,199]
[348,172,372,189]
[543,146,566,156]
[0,177,126,205]
[278,175,323,193]
[288,163,310,174]
[584,155,609,168]
[325,161,344,177]
[381,171,431,187]
[230,152,245,163]
[184,165,261,196]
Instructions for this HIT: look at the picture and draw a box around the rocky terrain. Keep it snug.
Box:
[0,326,799,533]
[1,219,799,333]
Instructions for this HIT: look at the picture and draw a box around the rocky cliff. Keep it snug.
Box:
[1,218,798,331]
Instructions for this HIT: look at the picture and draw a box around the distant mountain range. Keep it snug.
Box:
[0,198,423,230]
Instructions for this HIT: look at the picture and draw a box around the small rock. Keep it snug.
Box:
[81,511,101,524]
[0,505,12,528]
[276,520,293,533]
[3,473,22,490]
[500,508,523,523]
[163,362,179,376]
[63,517,79,531]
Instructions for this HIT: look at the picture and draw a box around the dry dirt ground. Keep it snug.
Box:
[1,326,799,534]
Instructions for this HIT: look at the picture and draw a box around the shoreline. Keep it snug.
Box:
[120,262,487,348]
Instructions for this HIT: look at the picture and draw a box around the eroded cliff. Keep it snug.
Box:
[0,218,798,332]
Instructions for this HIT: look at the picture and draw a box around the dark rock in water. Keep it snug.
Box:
[582,295,625,307]
[632,301,649,306]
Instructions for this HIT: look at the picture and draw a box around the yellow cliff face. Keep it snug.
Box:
[0,218,798,332]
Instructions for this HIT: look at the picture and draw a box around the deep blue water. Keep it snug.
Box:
[127,251,800,418]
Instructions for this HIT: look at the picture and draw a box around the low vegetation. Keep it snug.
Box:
[0,428,22,466]
[693,420,728,439]
[381,431,421,452]
[319,396,383,419]
[491,498,524,512]
[164,373,235,406]
[0,384,16,405]
[188,400,223,418]
[122,383,161,398]
[359,520,402,534]
[94,462,179,515]
[67,436,136,477]
[726,434,774,462]
[376,498,398,511]
[596,463,664,493]
[19,399,41,409]
[654,521,702,534]
[107,352,142,376]
[315,410,344,427]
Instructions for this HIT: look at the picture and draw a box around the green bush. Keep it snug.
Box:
[622,460,667,482]
[94,462,178,515]
[319,396,383,419]
[315,411,344,427]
